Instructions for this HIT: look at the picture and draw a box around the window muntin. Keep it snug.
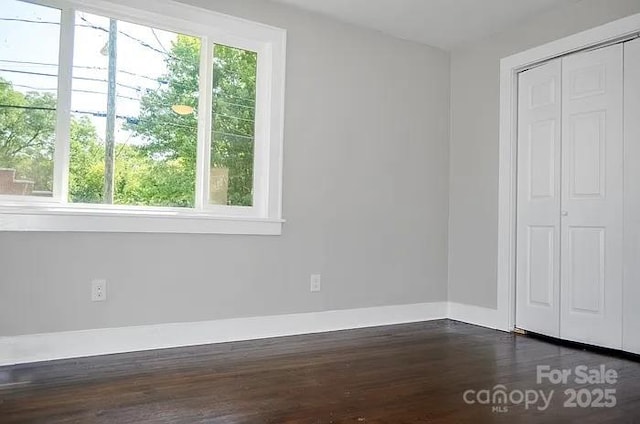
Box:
[0,0,61,197]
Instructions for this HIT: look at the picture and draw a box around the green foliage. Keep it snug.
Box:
[128,36,257,207]
[211,43,257,207]
[0,78,56,191]
[68,117,104,203]
[1,34,258,207]
[68,116,188,207]
[125,34,200,207]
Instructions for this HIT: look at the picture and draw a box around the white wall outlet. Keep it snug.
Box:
[310,274,321,292]
[91,279,107,302]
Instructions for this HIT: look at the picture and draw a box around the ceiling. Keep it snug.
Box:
[268,0,578,50]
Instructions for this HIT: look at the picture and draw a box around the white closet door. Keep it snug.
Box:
[516,60,562,337]
[623,38,640,355]
[560,44,624,349]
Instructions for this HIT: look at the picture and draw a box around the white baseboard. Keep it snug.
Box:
[447,302,506,331]
[0,301,449,366]
[0,301,506,366]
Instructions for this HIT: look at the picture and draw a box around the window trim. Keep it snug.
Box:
[0,202,285,234]
[1,0,287,235]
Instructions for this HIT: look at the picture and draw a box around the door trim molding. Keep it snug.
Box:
[498,13,640,332]
[447,302,503,330]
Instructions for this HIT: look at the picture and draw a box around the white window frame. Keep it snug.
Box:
[0,0,287,235]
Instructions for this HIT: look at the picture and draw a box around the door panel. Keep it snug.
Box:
[569,111,605,197]
[530,120,556,198]
[623,38,640,355]
[568,227,604,313]
[516,60,562,337]
[560,44,623,349]
[527,226,555,306]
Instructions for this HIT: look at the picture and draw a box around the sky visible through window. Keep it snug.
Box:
[0,0,179,147]
[1,0,257,208]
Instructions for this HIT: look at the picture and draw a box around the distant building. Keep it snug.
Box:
[0,168,34,195]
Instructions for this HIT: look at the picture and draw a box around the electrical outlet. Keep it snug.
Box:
[91,279,107,302]
[310,274,321,292]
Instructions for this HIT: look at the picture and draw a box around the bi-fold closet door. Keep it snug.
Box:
[516,39,639,351]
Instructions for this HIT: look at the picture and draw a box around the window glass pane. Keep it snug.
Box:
[210,44,257,207]
[69,12,200,207]
[0,0,60,197]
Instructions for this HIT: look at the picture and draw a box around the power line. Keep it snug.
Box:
[0,19,259,104]
[151,28,170,55]
[1,81,161,106]
[1,80,141,100]
[0,81,56,91]
[213,91,256,104]
[0,104,133,120]
[161,79,259,104]
[0,81,206,112]
[0,94,256,124]
[0,103,255,141]
[0,18,59,25]
[78,15,174,58]
[0,74,256,110]
[214,99,255,110]
[1,76,257,122]
[0,103,254,127]
[0,16,173,58]
[0,68,148,92]
[74,88,139,101]
[0,59,161,82]
[0,68,57,78]
[0,102,256,131]
[0,104,54,111]
[0,59,58,67]
[0,81,139,100]
[213,130,254,141]
[79,67,162,82]
[1,61,259,104]
[213,113,254,123]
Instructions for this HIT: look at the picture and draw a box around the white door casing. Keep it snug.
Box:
[500,14,640,336]
[559,44,624,349]
[623,38,640,355]
[515,60,562,337]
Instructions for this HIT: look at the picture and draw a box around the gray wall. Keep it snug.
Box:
[448,0,640,309]
[0,0,451,336]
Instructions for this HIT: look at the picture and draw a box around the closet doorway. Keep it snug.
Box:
[514,38,640,352]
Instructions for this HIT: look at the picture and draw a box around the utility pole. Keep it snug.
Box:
[104,19,117,204]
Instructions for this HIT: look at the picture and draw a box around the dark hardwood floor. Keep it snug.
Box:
[1,320,640,423]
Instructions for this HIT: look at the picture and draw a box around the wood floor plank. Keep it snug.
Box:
[1,320,639,423]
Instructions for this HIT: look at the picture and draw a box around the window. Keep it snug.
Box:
[0,0,286,234]
[0,1,60,197]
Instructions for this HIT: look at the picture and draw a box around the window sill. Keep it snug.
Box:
[0,204,284,235]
